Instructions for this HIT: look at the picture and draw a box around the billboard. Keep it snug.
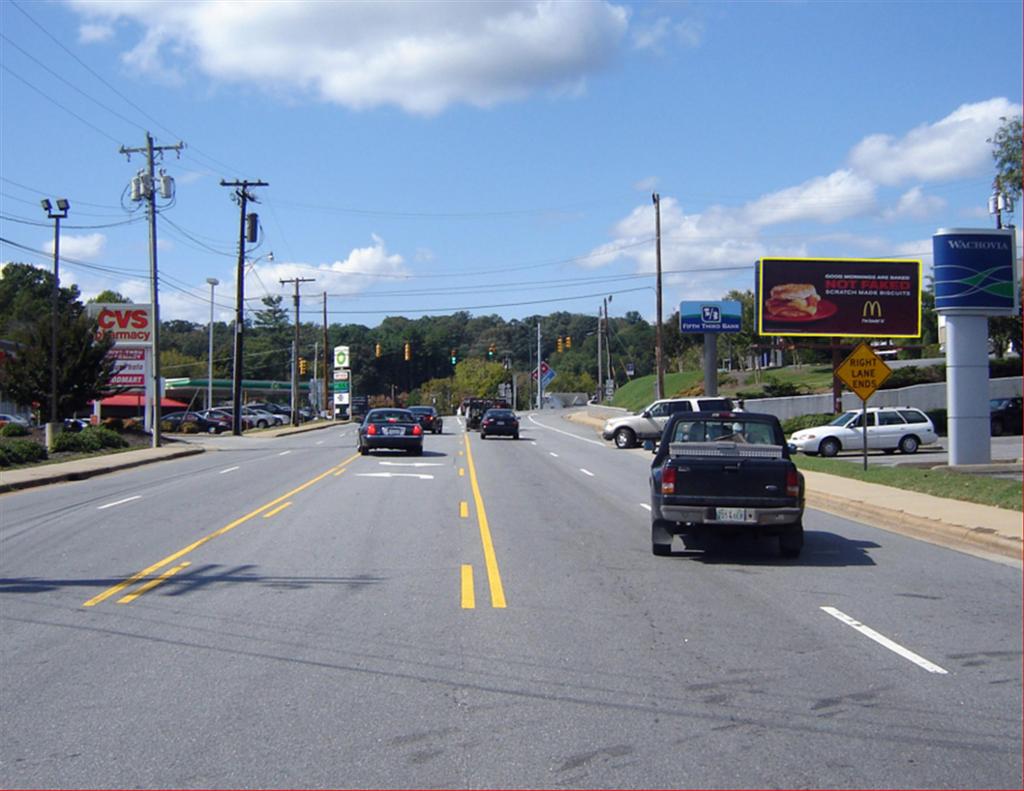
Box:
[679,300,742,333]
[932,228,1017,315]
[88,303,153,345]
[757,258,921,338]
[107,347,147,388]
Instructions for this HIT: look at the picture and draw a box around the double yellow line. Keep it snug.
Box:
[82,452,361,607]
[461,432,506,609]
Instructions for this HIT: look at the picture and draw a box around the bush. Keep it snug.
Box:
[51,426,128,454]
[0,438,48,467]
[123,419,144,433]
[87,426,129,449]
[0,422,30,437]
[781,412,837,435]
[101,417,125,433]
[180,421,200,434]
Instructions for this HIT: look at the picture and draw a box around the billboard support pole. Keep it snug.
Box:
[831,338,843,413]
[703,333,718,396]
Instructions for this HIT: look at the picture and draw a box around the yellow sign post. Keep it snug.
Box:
[835,342,893,469]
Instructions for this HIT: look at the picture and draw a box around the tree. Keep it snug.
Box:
[0,262,82,336]
[0,312,117,418]
[89,290,133,304]
[989,115,1023,200]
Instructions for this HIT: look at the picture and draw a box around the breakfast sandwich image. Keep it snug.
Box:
[765,283,821,317]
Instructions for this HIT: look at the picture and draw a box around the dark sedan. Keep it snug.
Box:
[990,397,1022,436]
[358,408,424,455]
[480,408,519,440]
[160,410,231,434]
[408,405,443,434]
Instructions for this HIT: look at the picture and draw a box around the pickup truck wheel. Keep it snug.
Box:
[779,522,803,558]
[819,438,841,457]
[614,427,637,449]
[899,435,919,454]
[651,519,673,556]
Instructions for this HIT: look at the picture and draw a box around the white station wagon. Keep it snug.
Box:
[789,406,938,456]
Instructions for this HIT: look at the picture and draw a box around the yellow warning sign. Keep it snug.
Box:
[836,341,892,401]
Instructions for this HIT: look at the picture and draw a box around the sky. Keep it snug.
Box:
[1,0,1021,332]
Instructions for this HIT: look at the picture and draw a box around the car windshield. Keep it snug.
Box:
[829,411,857,426]
[670,419,779,445]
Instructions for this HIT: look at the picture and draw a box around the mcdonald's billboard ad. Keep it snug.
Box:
[757,258,921,338]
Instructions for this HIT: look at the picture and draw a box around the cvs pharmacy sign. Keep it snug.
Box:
[88,303,153,345]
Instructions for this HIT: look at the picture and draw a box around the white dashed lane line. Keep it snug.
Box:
[219,466,240,474]
[821,606,948,674]
[579,469,594,477]
[97,496,141,510]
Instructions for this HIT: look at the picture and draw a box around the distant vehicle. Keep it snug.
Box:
[408,405,443,434]
[357,408,424,456]
[205,408,255,431]
[161,410,230,434]
[247,401,293,421]
[480,408,519,440]
[465,398,492,430]
[649,411,804,558]
[789,406,938,456]
[602,397,736,449]
[989,397,1022,436]
[0,413,31,427]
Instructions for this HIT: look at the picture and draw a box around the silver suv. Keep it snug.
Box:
[601,397,735,448]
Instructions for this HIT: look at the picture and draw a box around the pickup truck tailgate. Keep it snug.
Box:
[664,442,793,505]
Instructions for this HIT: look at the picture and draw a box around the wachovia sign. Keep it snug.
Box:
[87,303,154,345]
[932,228,1018,315]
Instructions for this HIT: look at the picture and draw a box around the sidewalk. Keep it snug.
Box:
[563,410,1022,563]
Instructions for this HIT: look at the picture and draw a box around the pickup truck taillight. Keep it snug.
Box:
[786,468,800,497]
[661,464,676,495]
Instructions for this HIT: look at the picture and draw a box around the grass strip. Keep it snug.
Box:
[794,454,1022,512]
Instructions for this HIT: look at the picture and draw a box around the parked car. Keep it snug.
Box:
[602,397,736,449]
[789,406,938,456]
[0,413,31,427]
[357,408,424,455]
[480,408,519,439]
[205,408,254,431]
[247,401,292,421]
[408,405,443,434]
[161,410,231,434]
[989,397,1022,436]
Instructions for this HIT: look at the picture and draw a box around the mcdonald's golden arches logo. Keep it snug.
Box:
[862,300,883,318]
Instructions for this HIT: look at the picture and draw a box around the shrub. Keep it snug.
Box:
[781,412,837,435]
[123,419,144,433]
[180,421,200,434]
[52,430,104,453]
[86,426,129,449]
[0,422,30,437]
[0,438,48,467]
[101,417,125,433]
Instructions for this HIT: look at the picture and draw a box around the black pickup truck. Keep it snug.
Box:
[648,411,805,558]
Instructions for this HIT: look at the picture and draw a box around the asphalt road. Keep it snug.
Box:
[1,417,1020,789]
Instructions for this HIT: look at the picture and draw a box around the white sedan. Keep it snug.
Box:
[789,407,938,457]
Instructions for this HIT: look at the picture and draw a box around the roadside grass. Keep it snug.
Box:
[793,453,1022,512]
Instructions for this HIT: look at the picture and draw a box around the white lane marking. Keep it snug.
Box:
[356,473,434,480]
[98,495,141,510]
[219,466,240,474]
[278,450,292,456]
[315,440,324,445]
[820,606,948,675]
[379,461,443,467]
[528,415,604,446]
[640,503,652,511]
[579,468,594,477]
[549,452,559,457]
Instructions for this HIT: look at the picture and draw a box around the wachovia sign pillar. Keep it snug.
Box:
[933,228,1019,465]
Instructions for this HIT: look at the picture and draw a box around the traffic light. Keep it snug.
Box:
[487,343,496,360]
[404,341,411,361]
[565,335,572,349]
[450,348,458,365]
[557,336,563,353]
[299,357,308,376]
[375,343,382,358]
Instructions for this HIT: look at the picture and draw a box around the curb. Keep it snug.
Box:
[805,490,1022,562]
[0,446,205,494]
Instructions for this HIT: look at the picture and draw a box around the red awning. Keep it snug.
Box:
[99,394,189,408]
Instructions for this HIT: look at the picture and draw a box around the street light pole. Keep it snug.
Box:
[41,198,69,440]
[206,278,219,410]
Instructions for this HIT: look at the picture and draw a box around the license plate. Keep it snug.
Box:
[715,507,753,523]
[495,420,505,425]
[384,426,404,436]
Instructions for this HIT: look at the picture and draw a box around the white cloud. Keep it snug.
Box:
[78,23,113,43]
[631,15,702,51]
[883,186,946,221]
[248,234,409,298]
[69,0,629,115]
[46,233,106,260]
[742,169,877,227]
[848,98,1022,185]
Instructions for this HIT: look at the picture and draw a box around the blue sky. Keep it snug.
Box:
[2,0,1021,330]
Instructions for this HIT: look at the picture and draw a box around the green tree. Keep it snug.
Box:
[89,290,133,304]
[0,312,117,418]
[0,262,82,336]
[989,115,1023,200]
[452,358,507,399]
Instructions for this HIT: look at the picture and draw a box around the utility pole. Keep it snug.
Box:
[281,277,315,426]
[653,192,664,400]
[596,304,603,405]
[220,179,268,435]
[322,292,330,420]
[121,132,183,448]
[536,322,542,410]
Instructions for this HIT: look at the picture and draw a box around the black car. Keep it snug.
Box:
[160,410,231,434]
[408,405,443,434]
[358,408,424,455]
[990,397,1022,436]
[480,408,519,439]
